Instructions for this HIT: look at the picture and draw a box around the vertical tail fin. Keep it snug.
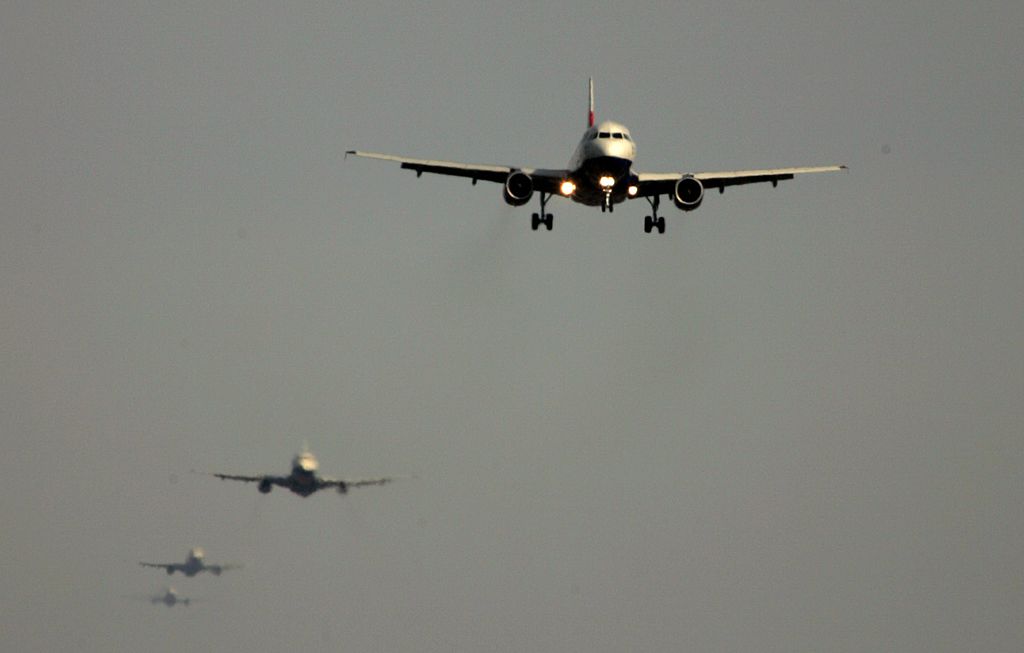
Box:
[588,78,595,127]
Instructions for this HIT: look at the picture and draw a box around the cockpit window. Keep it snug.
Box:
[589,132,599,140]
[622,134,631,141]
[612,133,623,139]
[598,132,610,138]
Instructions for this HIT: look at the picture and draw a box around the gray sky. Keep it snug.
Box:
[2,1,1022,651]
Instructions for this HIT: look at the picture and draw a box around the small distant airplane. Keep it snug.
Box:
[139,547,241,577]
[208,446,395,497]
[150,587,192,607]
[347,79,844,233]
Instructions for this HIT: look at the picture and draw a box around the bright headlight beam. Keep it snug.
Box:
[560,180,576,196]
[627,185,638,196]
[599,175,615,188]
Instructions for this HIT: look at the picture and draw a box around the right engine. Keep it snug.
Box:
[673,175,704,211]
[503,171,534,206]
[258,478,273,494]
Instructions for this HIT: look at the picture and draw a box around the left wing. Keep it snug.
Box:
[139,562,177,572]
[635,165,846,197]
[345,151,568,194]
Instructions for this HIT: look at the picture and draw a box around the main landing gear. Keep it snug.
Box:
[643,195,666,234]
[601,190,614,213]
[531,191,553,231]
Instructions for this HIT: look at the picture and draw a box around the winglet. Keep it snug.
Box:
[588,78,595,128]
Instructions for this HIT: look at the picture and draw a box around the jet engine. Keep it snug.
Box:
[503,171,533,206]
[258,479,273,494]
[673,175,704,211]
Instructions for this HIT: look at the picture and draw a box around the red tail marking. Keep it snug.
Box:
[588,78,595,127]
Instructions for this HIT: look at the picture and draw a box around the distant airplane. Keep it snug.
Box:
[139,547,241,577]
[207,445,395,497]
[149,587,192,607]
[347,79,844,233]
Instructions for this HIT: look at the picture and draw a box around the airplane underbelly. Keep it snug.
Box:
[570,156,633,206]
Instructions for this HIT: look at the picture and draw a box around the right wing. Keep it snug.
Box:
[139,562,176,572]
[345,151,568,194]
[211,473,287,488]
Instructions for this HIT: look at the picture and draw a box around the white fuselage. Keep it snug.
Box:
[287,451,321,496]
[177,547,206,576]
[564,120,638,207]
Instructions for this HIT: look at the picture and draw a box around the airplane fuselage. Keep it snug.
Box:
[279,451,322,496]
[288,465,320,496]
[565,120,637,208]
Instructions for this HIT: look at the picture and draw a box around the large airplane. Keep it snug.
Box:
[208,446,395,497]
[347,80,844,233]
[139,547,241,577]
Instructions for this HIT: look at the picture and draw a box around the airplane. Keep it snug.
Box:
[207,445,395,497]
[346,79,844,233]
[147,587,193,607]
[139,547,241,577]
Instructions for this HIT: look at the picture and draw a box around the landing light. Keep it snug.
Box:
[560,180,576,196]
[627,185,638,196]
[599,175,615,189]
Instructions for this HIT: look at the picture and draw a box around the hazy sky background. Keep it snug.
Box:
[2,1,1021,651]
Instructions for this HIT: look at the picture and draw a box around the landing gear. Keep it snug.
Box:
[601,190,614,213]
[644,215,665,234]
[643,195,666,234]
[531,192,553,231]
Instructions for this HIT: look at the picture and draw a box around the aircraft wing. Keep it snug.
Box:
[205,563,242,574]
[211,473,287,488]
[635,165,846,197]
[345,151,568,194]
[318,476,395,491]
[139,562,176,572]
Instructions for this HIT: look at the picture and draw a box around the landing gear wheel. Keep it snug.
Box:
[531,213,540,231]
[544,213,553,230]
[644,195,665,234]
